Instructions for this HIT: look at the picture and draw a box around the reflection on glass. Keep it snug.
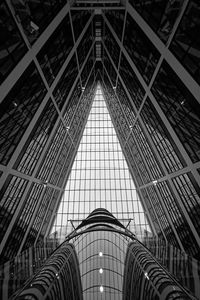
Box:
[119,54,145,110]
[0,63,47,166]
[116,79,136,125]
[132,121,164,179]
[71,10,91,40]
[81,53,94,87]
[172,172,200,251]
[141,97,185,173]
[170,0,200,84]
[124,13,160,83]
[77,24,93,69]
[0,1,27,83]
[53,54,78,110]
[14,98,58,175]
[11,0,67,43]
[152,61,200,163]
[157,180,199,257]
[104,9,125,41]
[0,175,28,261]
[103,50,117,86]
[37,13,73,85]
[104,23,120,69]
[129,0,183,42]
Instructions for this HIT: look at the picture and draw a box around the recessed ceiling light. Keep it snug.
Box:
[99,252,103,257]
[99,268,103,274]
[100,286,104,293]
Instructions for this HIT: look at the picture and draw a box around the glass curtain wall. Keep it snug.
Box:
[51,84,150,241]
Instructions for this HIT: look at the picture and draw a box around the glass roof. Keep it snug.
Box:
[51,84,151,242]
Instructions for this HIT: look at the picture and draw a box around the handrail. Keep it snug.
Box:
[0,242,57,300]
[11,242,83,300]
[65,226,198,300]
[6,210,198,300]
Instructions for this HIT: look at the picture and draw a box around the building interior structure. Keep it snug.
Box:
[0,0,200,299]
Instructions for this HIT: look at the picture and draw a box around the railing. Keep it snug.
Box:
[144,237,200,300]
[64,218,198,300]
[0,240,57,300]
[2,209,199,300]
[123,241,198,300]
[11,242,83,300]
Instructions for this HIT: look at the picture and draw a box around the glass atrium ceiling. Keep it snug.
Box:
[51,84,151,242]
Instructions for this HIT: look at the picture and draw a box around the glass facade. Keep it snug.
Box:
[104,22,120,69]
[172,173,200,236]
[14,98,58,175]
[104,9,125,41]
[1,182,44,259]
[71,10,92,41]
[157,180,199,256]
[0,1,27,83]
[23,187,57,249]
[152,61,200,163]
[77,24,93,69]
[129,0,183,42]
[119,53,145,110]
[132,121,164,179]
[53,54,78,110]
[170,0,200,85]
[141,98,185,173]
[103,50,117,86]
[52,85,150,242]
[37,13,73,85]
[11,0,67,43]
[0,2,200,296]
[0,63,47,166]
[123,13,160,83]
[0,175,28,261]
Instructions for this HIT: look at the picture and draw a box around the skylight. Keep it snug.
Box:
[51,84,150,241]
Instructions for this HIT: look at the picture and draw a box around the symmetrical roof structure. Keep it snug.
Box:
[51,84,150,242]
[0,0,200,283]
[1,0,200,299]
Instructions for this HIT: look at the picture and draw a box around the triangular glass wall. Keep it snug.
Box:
[51,84,151,242]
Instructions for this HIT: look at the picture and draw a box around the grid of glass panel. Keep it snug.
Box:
[0,1,27,84]
[119,53,145,111]
[123,13,160,84]
[170,0,200,85]
[37,13,73,86]
[11,0,67,44]
[0,63,47,166]
[152,61,200,163]
[104,23,120,69]
[52,85,150,241]
[15,98,58,175]
[104,9,125,41]
[129,0,183,43]
[0,175,28,261]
